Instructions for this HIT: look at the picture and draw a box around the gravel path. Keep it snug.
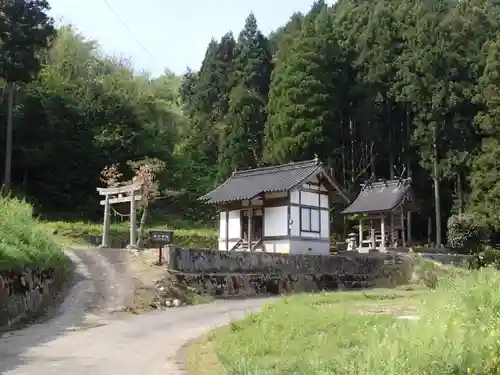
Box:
[0,248,271,375]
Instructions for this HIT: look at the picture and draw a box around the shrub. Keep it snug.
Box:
[0,198,65,269]
[410,255,468,288]
[470,245,500,268]
[447,212,490,252]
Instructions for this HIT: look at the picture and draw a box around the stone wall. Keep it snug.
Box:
[418,252,471,266]
[0,266,66,330]
[386,247,472,267]
[166,248,413,298]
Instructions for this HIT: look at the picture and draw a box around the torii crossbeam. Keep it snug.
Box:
[97,183,142,248]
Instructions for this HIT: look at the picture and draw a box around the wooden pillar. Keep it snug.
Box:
[248,208,253,251]
[358,219,363,251]
[129,189,137,247]
[101,194,110,248]
[380,213,386,251]
[370,227,376,249]
[400,210,406,247]
[390,211,395,247]
[407,211,412,245]
[225,210,229,251]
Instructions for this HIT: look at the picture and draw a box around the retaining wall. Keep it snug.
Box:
[418,252,471,266]
[0,267,66,330]
[166,248,414,298]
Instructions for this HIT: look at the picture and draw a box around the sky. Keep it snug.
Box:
[48,0,333,77]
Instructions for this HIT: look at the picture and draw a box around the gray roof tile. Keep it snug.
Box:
[341,178,412,214]
[200,160,330,204]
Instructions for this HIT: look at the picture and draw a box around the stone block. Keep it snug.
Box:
[0,267,64,330]
[166,248,415,298]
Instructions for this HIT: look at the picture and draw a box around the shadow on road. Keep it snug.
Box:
[0,248,124,373]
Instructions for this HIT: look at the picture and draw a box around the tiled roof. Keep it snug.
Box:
[200,159,347,204]
[341,178,412,214]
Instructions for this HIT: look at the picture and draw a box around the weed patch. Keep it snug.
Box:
[41,221,218,249]
[190,267,500,375]
[0,198,65,270]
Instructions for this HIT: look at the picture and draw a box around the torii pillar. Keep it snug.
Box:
[97,183,142,248]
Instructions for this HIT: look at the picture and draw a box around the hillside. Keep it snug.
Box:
[0,0,498,245]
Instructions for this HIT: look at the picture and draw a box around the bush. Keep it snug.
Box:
[447,212,490,252]
[410,255,468,288]
[469,245,500,268]
[0,198,65,269]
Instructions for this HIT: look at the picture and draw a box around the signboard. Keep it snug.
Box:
[149,230,174,246]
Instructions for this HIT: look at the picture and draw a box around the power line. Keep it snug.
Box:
[99,0,158,64]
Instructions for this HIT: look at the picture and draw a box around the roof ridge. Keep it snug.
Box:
[362,177,412,188]
[233,159,318,177]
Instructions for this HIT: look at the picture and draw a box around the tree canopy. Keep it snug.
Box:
[1,0,500,244]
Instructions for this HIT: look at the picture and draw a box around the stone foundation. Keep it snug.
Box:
[0,266,66,330]
[167,248,414,298]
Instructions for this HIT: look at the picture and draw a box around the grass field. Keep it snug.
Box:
[0,198,66,269]
[188,266,500,375]
[40,220,218,248]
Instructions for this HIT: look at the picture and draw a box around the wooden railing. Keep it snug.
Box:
[229,238,263,252]
[250,238,263,252]
[229,238,243,251]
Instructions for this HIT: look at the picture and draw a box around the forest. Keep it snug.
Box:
[0,0,499,247]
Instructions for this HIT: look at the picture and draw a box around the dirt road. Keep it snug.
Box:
[0,248,271,375]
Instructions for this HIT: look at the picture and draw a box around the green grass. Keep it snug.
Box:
[190,266,500,375]
[0,198,66,269]
[40,220,218,248]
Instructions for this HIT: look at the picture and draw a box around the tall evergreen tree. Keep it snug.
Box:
[0,0,55,191]
[395,0,488,245]
[469,35,500,228]
[233,13,272,100]
[217,85,267,180]
[268,12,304,56]
[216,14,272,178]
[179,34,237,190]
[264,4,341,164]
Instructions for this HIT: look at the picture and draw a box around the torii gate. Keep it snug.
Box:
[97,183,142,248]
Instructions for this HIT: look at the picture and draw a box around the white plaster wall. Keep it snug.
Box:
[302,182,320,190]
[264,206,288,236]
[290,190,300,204]
[320,210,329,238]
[290,206,300,236]
[228,210,241,239]
[301,231,320,238]
[219,212,227,239]
[289,239,330,255]
[218,240,241,251]
[264,240,290,253]
[303,177,327,191]
[320,194,329,208]
[301,191,319,206]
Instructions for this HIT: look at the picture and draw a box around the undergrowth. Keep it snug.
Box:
[211,265,500,375]
[41,220,218,248]
[0,198,66,269]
